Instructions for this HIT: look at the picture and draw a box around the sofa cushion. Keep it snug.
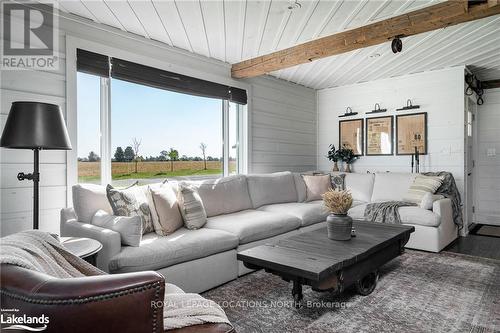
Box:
[205,210,301,244]
[258,201,329,227]
[371,173,417,202]
[348,204,441,227]
[293,173,307,203]
[246,172,298,208]
[195,175,253,217]
[108,228,239,273]
[351,199,366,208]
[398,207,441,227]
[344,173,375,203]
[72,184,112,224]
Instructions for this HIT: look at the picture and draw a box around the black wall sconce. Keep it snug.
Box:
[366,103,387,114]
[465,73,484,105]
[396,99,420,111]
[391,36,403,53]
[339,106,358,118]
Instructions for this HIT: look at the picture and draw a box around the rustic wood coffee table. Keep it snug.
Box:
[237,221,414,304]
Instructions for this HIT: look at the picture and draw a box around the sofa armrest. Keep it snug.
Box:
[60,208,121,272]
[432,198,452,217]
[167,323,235,333]
[432,198,456,231]
[1,264,165,333]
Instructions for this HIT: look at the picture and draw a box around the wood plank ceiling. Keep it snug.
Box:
[57,0,500,90]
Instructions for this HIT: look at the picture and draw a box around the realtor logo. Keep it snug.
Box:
[1,1,59,70]
[1,308,49,331]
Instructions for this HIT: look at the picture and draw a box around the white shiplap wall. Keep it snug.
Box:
[0,8,316,236]
[317,67,466,197]
[248,76,317,173]
[475,88,500,226]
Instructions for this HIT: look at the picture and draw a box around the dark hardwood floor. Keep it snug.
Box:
[444,234,500,261]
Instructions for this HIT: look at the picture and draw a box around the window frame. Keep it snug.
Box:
[67,37,250,203]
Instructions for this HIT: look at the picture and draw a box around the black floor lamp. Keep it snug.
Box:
[1,102,72,230]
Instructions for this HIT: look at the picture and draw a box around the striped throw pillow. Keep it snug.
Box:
[177,182,207,229]
[403,175,444,204]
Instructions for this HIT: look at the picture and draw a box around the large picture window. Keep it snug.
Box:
[77,72,101,184]
[76,53,247,185]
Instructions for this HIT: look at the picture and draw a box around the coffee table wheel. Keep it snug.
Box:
[356,271,379,296]
[292,280,303,308]
[293,293,303,308]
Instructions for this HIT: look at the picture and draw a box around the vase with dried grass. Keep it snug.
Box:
[322,189,353,240]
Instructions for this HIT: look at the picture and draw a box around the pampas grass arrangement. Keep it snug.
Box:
[322,189,353,215]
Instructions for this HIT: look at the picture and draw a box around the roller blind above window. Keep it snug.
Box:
[76,49,110,77]
[76,49,247,105]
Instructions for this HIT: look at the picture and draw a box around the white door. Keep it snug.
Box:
[465,97,476,231]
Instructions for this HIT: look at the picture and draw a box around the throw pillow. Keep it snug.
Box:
[404,175,444,205]
[145,183,162,235]
[419,192,434,210]
[302,174,332,202]
[150,184,184,235]
[91,210,142,247]
[106,184,154,234]
[330,173,346,191]
[177,182,207,229]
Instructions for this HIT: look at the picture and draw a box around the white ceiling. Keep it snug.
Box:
[57,0,500,89]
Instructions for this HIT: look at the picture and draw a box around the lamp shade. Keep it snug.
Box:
[1,102,72,150]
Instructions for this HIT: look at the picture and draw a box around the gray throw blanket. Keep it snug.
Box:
[0,230,105,277]
[364,201,416,224]
[422,171,463,229]
[0,231,230,330]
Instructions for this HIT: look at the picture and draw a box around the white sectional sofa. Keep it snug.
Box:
[60,171,458,293]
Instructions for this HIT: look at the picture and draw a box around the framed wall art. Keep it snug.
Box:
[366,116,393,155]
[339,119,364,156]
[396,112,427,155]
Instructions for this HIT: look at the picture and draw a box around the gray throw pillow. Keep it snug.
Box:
[91,210,142,247]
[330,173,346,191]
[106,184,154,234]
[177,182,207,230]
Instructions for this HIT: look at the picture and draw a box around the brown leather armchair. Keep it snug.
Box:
[0,264,234,333]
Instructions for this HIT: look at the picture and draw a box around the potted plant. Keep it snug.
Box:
[326,144,340,172]
[339,146,357,173]
[322,189,353,241]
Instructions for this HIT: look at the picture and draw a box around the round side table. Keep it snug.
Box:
[61,237,103,266]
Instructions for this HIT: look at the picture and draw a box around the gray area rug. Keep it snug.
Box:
[203,250,500,333]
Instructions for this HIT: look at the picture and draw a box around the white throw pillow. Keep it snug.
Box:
[72,184,112,223]
[419,192,434,210]
[91,210,142,247]
[403,175,444,204]
[302,174,332,202]
[150,184,184,235]
[177,183,207,230]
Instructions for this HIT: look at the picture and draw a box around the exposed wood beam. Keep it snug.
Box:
[483,79,500,89]
[231,1,500,79]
